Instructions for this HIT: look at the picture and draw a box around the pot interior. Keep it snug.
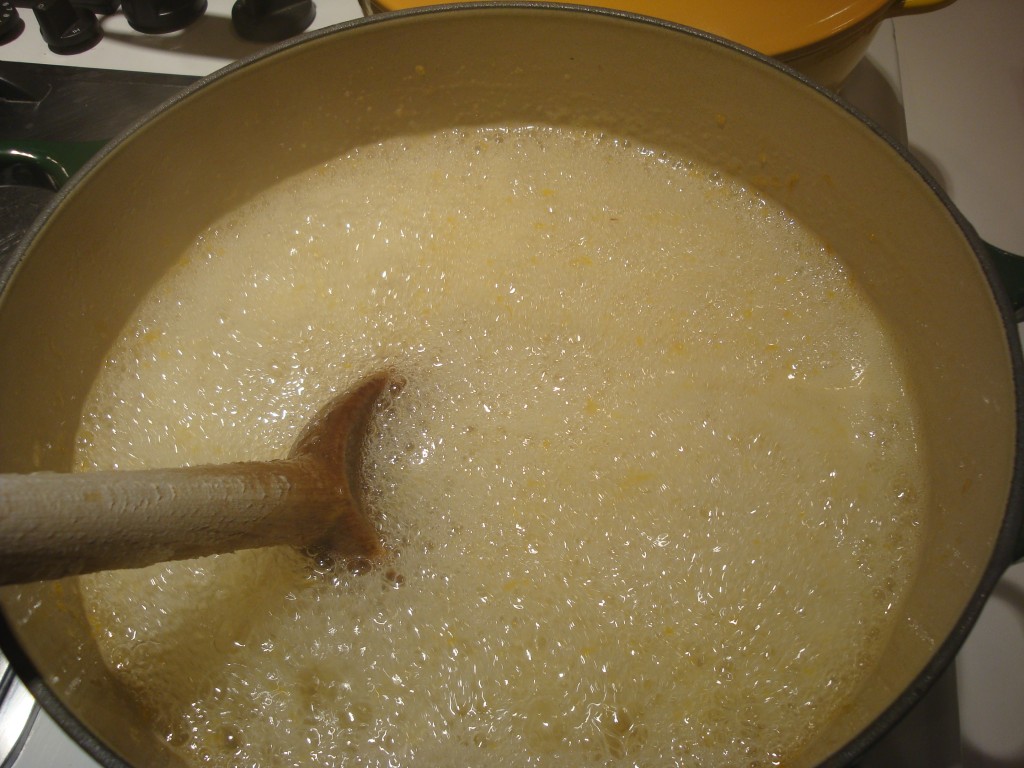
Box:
[0,7,1018,767]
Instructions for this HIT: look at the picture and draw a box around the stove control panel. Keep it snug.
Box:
[0,0,359,76]
[1,0,318,54]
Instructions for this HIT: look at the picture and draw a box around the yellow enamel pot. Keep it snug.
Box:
[362,0,958,88]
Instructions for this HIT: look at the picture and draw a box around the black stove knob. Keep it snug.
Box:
[120,0,206,33]
[72,0,122,13]
[1,1,25,44]
[32,0,103,54]
[231,0,314,43]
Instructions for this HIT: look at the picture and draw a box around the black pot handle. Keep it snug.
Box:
[985,241,1024,323]
[0,139,104,191]
[975,243,1024,563]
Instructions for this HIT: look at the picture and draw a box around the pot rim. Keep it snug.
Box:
[2,4,1022,767]
[363,0,906,58]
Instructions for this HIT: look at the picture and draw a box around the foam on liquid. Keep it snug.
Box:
[75,127,925,767]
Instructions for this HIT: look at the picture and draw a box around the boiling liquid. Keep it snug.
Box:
[76,127,924,767]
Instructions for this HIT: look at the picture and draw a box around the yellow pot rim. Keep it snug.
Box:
[367,0,907,56]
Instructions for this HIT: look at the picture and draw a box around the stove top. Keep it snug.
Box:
[0,1,364,77]
[2,2,1023,767]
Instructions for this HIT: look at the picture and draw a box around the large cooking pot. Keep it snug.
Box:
[1,4,1022,767]
[364,0,959,88]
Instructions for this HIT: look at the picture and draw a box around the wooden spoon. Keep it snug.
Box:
[0,371,397,586]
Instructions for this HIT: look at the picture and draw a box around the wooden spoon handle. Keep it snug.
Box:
[0,459,377,585]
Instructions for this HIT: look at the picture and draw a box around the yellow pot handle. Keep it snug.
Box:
[892,0,959,15]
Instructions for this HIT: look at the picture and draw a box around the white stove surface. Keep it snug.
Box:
[2,1,1024,766]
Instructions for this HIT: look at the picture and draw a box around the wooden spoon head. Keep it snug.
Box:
[289,370,403,563]
[289,371,398,465]
[0,372,403,584]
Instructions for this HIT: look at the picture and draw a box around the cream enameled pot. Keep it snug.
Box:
[1,5,1021,767]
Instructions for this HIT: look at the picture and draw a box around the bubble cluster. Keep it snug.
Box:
[76,126,925,767]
